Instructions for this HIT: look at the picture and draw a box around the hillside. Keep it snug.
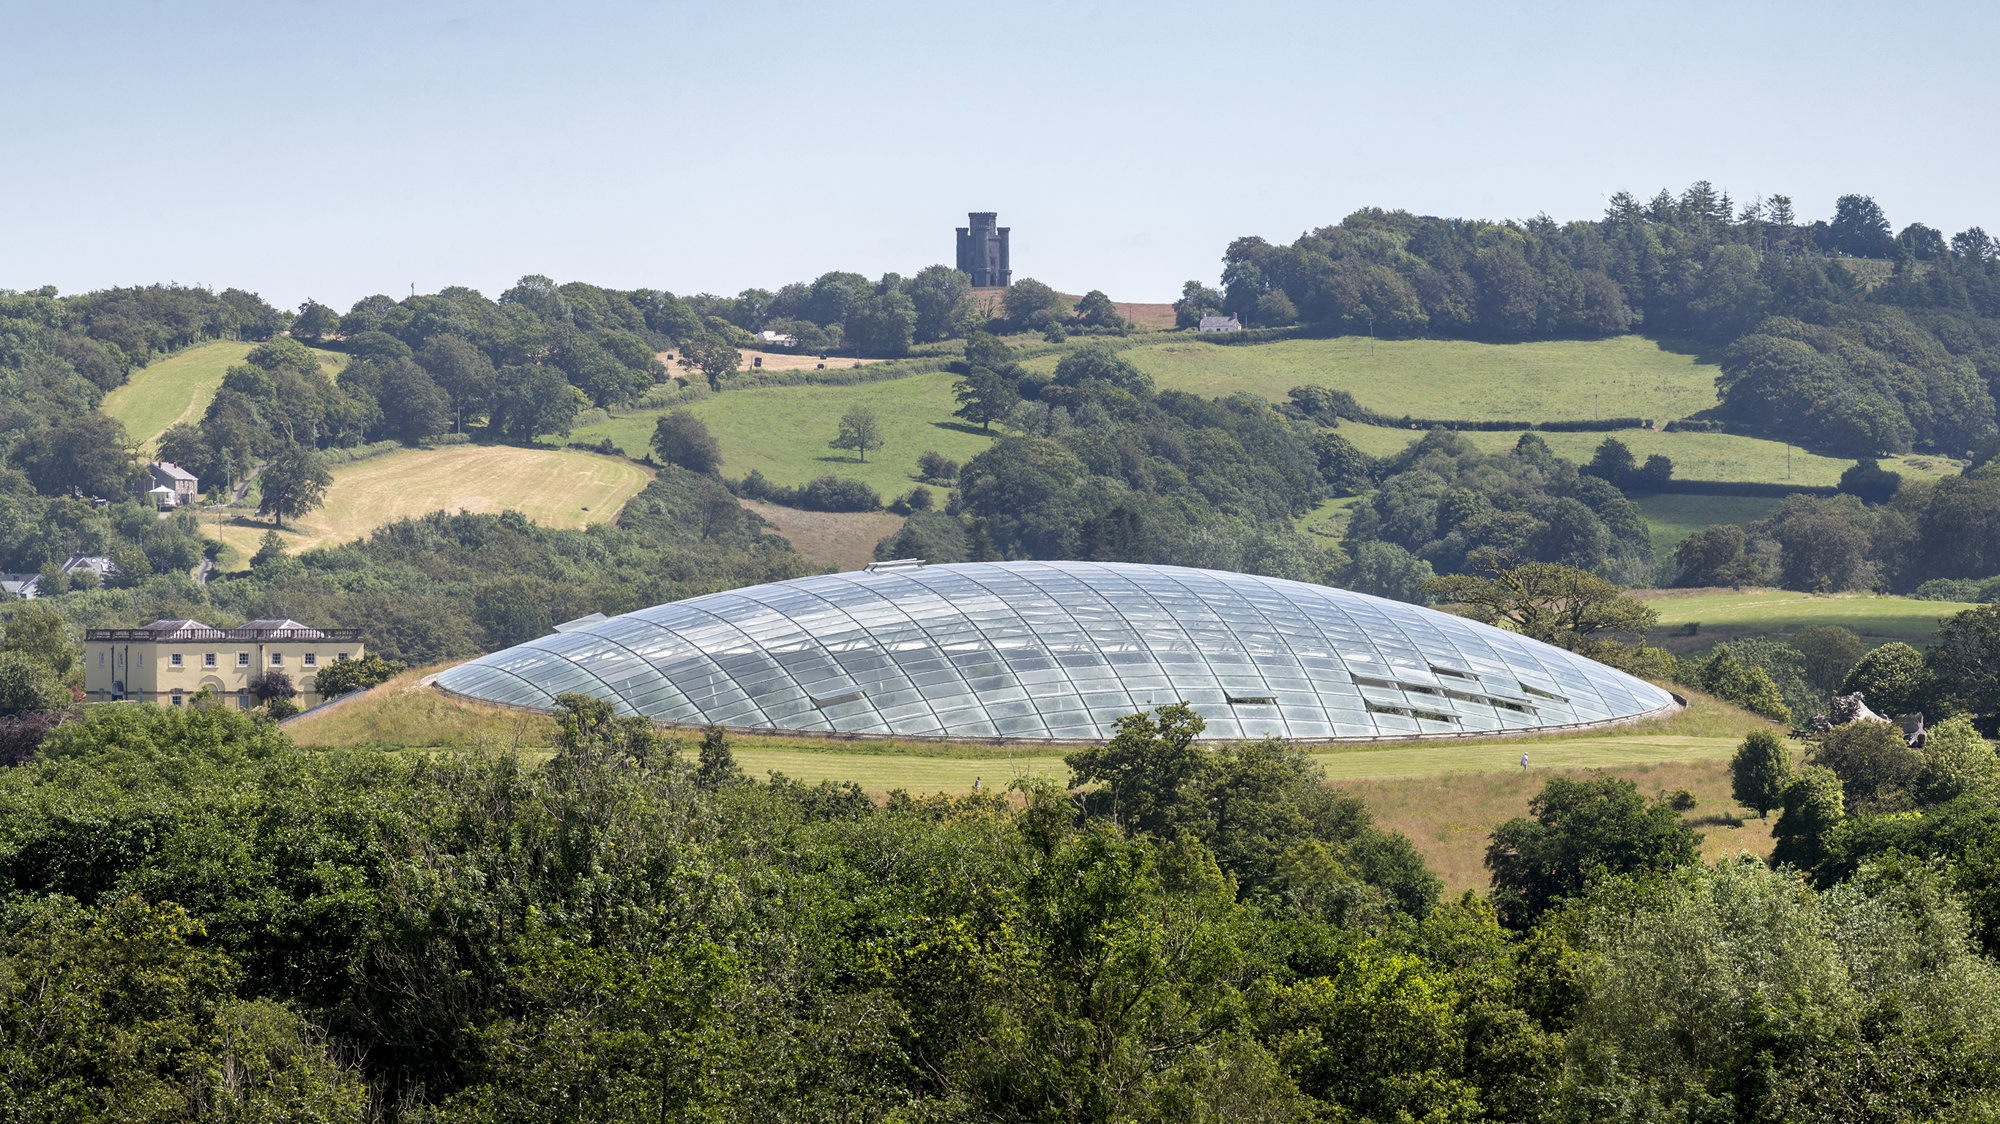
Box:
[102,338,344,452]
[1060,334,1727,423]
[572,370,998,500]
[205,445,652,560]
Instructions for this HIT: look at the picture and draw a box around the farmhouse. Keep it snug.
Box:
[0,574,38,600]
[83,618,365,709]
[1198,314,1241,332]
[756,330,797,348]
[145,461,199,508]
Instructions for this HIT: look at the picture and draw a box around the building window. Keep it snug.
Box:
[171,690,183,706]
[336,652,348,661]
[237,652,250,667]
[304,653,316,667]
[171,653,182,667]
[204,653,216,667]
[271,652,283,666]
[238,690,251,710]
[98,652,104,667]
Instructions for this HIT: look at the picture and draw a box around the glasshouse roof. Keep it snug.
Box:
[432,560,1679,743]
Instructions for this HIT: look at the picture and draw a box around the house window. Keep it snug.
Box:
[271,652,283,667]
[171,653,182,667]
[237,690,252,710]
[237,652,250,667]
[204,653,216,667]
[303,653,316,667]
[336,652,349,661]
[171,690,183,706]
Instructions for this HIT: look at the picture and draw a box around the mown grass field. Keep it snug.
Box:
[572,371,998,499]
[1637,587,1975,647]
[1333,420,1958,486]
[206,445,651,560]
[102,339,344,452]
[1026,334,1724,422]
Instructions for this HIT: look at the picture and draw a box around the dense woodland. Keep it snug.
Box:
[7,690,2000,1120]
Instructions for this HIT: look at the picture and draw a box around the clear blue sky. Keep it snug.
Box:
[3,0,1994,310]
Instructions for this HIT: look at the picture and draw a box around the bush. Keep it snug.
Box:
[916,451,959,483]
[265,698,302,720]
[312,653,407,697]
[1731,729,1792,817]
[253,670,297,702]
[801,475,880,512]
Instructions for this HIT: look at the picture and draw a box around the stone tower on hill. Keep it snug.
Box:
[955,212,1011,287]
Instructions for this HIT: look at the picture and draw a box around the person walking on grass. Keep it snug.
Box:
[1521,752,1529,771]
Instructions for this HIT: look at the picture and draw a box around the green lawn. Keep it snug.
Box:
[1333,421,1956,487]
[1040,335,1725,423]
[571,372,999,498]
[1638,588,1974,645]
[102,339,344,452]
[1634,493,1782,565]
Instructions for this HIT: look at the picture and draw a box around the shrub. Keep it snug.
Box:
[801,476,880,512]
[312,654,407,697]
[916,451,959,483]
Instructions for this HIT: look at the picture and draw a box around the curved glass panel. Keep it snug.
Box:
[434,561,1678,742]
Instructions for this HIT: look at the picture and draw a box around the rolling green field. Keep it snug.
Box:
[1028,334,1725,422]
[206,445,652,560]
[1634,493,1782,563]
[1638,587,1975,645]
[572,371,998,498]
[1333,420,1957,486]
[102,339,344,452]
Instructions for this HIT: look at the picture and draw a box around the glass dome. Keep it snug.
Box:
[433,560,1678,742]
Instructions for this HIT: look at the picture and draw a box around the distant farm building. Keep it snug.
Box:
[1198,315,1242,332]
[757,330,797,348]
[1,574,39,600]
[145,461,199,508]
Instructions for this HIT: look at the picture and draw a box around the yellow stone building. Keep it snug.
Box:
[83,619,365,709]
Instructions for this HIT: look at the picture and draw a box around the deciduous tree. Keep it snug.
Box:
[830,406,884,463]
[255,444,332,529]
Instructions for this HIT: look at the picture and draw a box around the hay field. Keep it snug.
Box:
[103,340,347,452]
[740,500,902,572]
[208,445,651,559]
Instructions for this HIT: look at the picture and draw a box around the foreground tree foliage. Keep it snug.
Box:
[5,698,2000,1118]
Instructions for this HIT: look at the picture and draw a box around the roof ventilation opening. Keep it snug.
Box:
[865,558,925,573]
[1226,694,1278,705]
[1519,683,1570,704]
[810,687,865,708]
[1430,665,1477,681]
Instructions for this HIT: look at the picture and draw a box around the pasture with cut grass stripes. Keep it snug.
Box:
[1028,334,1724,422]
[204,445,651,561]
[102,339,344,452]
[1639,587,1975,649]
[572,371,998,498]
